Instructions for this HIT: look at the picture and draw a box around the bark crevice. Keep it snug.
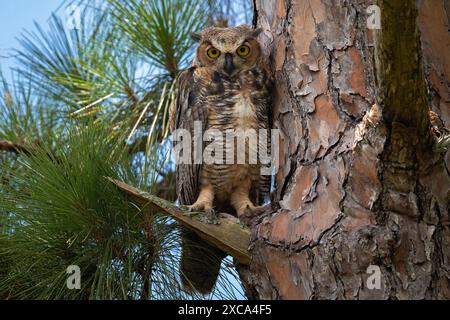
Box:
[247,0,450,299]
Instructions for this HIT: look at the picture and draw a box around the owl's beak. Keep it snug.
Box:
[224,53,235,75]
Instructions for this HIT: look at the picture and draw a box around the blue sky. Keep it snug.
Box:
[0,0,61,81]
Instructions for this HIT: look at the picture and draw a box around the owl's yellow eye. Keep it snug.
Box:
[237,45,251,57]
[207,47,221,59]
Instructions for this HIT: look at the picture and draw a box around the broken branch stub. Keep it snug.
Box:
[107,178,251,265]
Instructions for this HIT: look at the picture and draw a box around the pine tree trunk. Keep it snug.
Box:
[246,0,450,299]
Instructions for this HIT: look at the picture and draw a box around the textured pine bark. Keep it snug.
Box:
[418,0,450,170]
[246,0,450,299]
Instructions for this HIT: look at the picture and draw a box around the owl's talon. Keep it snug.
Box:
[239,205,267,226]
[181,204,219,223]
[184,203,205,212]
[205,208,216,219]
[199,208,220,225]
[181,205,201,216]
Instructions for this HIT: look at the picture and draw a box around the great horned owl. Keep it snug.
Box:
[170,25,272,294]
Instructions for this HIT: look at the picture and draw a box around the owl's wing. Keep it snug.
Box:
[170,67,207,205]
[257,68,274,205]
[171,68,225,295]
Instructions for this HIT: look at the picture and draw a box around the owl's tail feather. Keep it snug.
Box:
[180,228,227,295]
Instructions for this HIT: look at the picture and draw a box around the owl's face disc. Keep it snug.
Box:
[192,25,263,77]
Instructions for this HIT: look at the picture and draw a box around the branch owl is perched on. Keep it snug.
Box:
[170,25,272,293]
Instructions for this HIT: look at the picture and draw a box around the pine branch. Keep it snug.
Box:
[107,178,251,265]
[0,140,30,155]
[0,139,64,164]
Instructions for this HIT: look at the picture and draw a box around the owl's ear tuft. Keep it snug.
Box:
[251,28,263,38]
[190,32,202,42]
